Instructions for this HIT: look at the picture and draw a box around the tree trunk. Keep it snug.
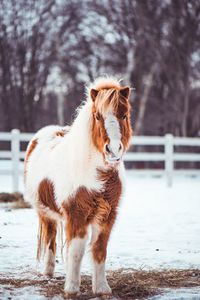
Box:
[181,79,189,137]
[125,48,135,84]
[134,65,155,135]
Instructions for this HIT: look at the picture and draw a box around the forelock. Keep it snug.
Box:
[95,88,119,115]
[87,76,130,116]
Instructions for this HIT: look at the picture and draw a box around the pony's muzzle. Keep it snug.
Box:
[104,142,123,163]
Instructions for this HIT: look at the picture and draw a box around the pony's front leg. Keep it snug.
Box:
[91,223,112,296]
[64,221,88,297]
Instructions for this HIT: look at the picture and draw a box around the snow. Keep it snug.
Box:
[0,172,200,299]
[151,287,200,300]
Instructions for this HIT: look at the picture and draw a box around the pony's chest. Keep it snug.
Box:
[97,167,122,205]
[54,166,122,212]
[62,169,122,225]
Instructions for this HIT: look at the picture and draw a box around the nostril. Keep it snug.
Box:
[105,144,111,154]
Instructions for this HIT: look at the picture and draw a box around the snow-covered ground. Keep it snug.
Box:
[0,173,200,299]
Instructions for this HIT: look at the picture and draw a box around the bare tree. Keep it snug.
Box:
[0,0,199,137]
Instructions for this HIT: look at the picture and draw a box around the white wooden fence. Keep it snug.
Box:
[0,129,200,191]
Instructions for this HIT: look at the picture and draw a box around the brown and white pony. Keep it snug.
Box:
[24,77,132,297]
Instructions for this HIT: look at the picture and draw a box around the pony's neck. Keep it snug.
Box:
[66,101,103,168]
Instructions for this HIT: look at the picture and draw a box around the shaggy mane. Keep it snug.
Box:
[86,76,127,115]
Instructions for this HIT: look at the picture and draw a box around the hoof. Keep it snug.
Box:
[65,282,80,299]
[94,282,112,297]
[44,266,55,277]
[42,272,54,279]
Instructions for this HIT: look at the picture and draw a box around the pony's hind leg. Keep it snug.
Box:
[37,214,57,276]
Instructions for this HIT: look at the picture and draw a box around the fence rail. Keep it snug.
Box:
[0,129,200,191]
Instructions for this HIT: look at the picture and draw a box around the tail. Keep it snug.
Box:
[37,215,47,262]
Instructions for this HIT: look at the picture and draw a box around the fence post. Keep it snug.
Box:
[11,129,20,192]
[165,134,173,187]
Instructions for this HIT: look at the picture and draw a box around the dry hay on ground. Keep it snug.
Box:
[0,192,31,208]
[0,269,200,299]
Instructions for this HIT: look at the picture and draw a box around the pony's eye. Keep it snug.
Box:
[122,115,127,120]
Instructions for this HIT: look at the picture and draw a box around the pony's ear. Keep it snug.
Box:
[120,86,130,99]
[90,89,99,102]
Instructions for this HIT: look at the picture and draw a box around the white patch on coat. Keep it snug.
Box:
[104,112,121,157]
[65,236,88,294]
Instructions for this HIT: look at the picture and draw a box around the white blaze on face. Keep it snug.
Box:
[104,112,121,157]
